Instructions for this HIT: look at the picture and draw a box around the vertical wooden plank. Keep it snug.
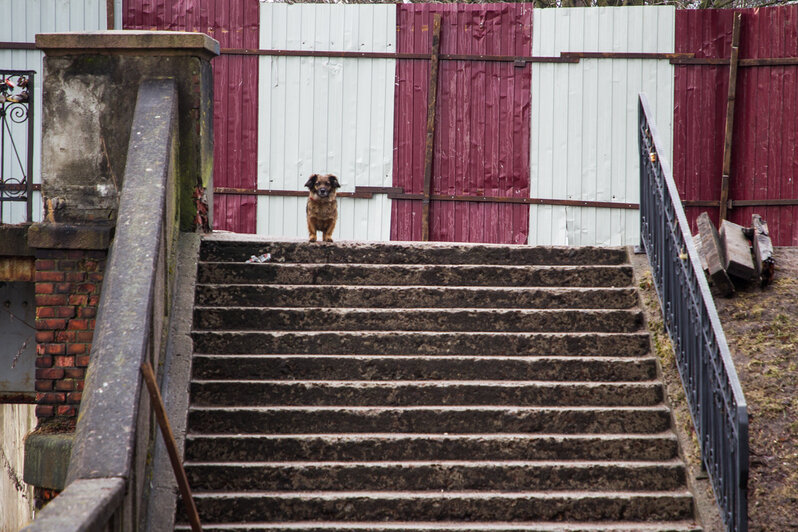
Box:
[421,13,441,241]
[719,12,741,222]
[140,362,202,532]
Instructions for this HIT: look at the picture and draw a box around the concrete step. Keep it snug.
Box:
[191,355,658,382]
[175,522,702,532]
[193,308,644,333]
[189,380,663,407]
[184,460,687,492]
[178,490,695,523]
[199,239,629,266]
[186,406,672,435]
[184,433,680,463]
[197,263,634,288]
[194,285,639,310]
[191,331,650,357]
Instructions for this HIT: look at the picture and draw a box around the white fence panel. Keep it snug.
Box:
[0,0,107,224]
[530,6,675,246]
[257,3,396,241]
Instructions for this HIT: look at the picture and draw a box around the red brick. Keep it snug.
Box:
[37,306,75,319]
[36,283,55,295]
[36,271,64,282]
[77,307,97,319]
[37,318,67,330]
[88,273,104,283]
[67,392,82,404]
[88,296,100,306]
[76,356,91,367]
[35,356,53,368]
[76,284,97,295]
[66,343,86,355]
[54,356,75,367]
[55,379,74,391]
[89,319,96,329]
[55,283,73,294]
[76,331,94,343]
[35,381,53,392]
[45,344,66,356]
[36,344,46,356]
[35,331,54,343]
[85,250,106,260]
[36,368,64,380]
[75,380,85,391]
[35,294,68,307]
[55,331,77,343]
[82,260,99,272]
[38,392,66,404]
[58,260,77,271]
[65,272,85,283]
[35,259,56,270]
[67,319,89,330]
[56,405,77,416]
[64,368,85,379]
[68,294,89,306]
[36,405,54,417]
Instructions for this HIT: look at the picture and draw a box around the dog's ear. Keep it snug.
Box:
[328,174,341,189]
[304,174,318,189]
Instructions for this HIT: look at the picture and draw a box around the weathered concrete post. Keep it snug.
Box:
[24,30,218,502]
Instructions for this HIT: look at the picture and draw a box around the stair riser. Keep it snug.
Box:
[197,264,634,288]
[200,240,629,266]
[187,408,671,435]
[191,356,658,382]
[194,309,644,333]
[185,463,687,492]
[189,382,663,407]
[177,526,702,532]
[179,494,694,523]
[184,435,680,463]
[195,285,639,310]
[192,332,650,357]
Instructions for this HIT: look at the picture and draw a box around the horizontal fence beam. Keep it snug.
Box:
[215,187,638,210]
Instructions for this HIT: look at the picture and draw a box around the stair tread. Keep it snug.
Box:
[190,490,695,498]
[184,459,685,467]
[175,521,701,530]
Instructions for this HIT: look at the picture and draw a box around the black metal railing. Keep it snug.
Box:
[638,93,748,532]
[0,69,34,224]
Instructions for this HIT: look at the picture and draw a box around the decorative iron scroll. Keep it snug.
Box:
[638,93,748,532]
[0,70,34,224]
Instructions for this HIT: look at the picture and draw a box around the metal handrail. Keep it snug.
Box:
[0,69,35,224]
[638,93,748,532]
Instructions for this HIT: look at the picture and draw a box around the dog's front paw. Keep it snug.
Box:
[309,235,317,242]
[323,236,334,243]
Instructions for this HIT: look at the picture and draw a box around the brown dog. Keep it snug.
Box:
[304,173,340,242]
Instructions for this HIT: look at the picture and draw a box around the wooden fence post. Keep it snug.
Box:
[720,12,742,222]
[421,14,442,242]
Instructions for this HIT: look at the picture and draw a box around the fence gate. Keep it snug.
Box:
[391,3,533,244]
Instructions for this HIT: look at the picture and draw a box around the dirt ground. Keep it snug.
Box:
[635,247,798,531]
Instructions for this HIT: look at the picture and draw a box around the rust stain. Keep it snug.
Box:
[0,257,35,282]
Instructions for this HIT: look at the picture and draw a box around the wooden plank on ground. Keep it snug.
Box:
[697,212,734,296]
[720,219,756,281]
[752,214,775,286]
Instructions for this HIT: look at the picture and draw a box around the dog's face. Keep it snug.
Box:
[305,173,340,200]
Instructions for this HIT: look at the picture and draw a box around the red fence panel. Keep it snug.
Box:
[391,3,533,244]
[674,6,798,245]
[123,0,259,233]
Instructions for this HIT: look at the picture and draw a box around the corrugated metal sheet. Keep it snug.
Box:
[530,6,675,246]
[391,3,533,244]
[674,6,798,246]
[0,0,108,224]
[123,0,260,234]
[256,3,396,241]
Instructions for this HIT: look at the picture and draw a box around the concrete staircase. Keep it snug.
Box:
[178,238,701,531]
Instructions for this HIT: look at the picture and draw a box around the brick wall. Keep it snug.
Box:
[34,249,106,420]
